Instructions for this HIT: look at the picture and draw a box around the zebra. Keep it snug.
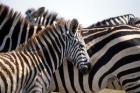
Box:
[84,14,140,91]
[46,25,140,93]
[0,4,58,52]
[0,5,92,93]
[87,14,140,28]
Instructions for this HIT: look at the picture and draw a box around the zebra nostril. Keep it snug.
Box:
[79,63,92,74]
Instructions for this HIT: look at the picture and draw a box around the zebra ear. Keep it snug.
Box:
[70,19,79,34]
[25,8,35,15]
[31,7,45,18]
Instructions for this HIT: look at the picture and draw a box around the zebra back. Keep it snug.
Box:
[87,14,136,28]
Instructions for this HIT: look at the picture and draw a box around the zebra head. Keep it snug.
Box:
[62,19,91,74]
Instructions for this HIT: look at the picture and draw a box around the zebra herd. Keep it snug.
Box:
[1,3,140,93]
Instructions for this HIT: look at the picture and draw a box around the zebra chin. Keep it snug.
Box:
[78,62,92,75]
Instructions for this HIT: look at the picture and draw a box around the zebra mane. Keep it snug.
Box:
[16,18,70,51]
[83,24,139,34]
[38,18,68,34]
[87,14,135,29]
[40,10,58,19]
[81,24,140,38]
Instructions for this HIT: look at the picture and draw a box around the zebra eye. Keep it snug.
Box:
[66,30,69,34]
[79,43,84,48]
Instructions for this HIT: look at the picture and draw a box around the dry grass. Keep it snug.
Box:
[97,89,126,93]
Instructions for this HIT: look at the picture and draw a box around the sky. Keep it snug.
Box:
[0,0,140,27]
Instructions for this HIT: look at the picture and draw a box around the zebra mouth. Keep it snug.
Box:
[79,62,91,75]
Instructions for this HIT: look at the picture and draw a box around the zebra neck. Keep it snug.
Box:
[16,29,65,73]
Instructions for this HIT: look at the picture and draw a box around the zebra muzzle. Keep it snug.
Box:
[79,63,91,75]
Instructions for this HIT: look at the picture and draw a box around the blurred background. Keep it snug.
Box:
[1,0,140,27]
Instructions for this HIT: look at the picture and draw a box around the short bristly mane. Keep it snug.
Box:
[16,18,69,51]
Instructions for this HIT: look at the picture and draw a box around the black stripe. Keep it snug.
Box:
[20,22,28,44]
[78,71,86,93]
[67,61,77,93]
[59,64,69,93]
[53,74,59,92]
[11,18,21,49]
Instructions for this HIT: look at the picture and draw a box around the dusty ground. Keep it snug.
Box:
[97,89,126,93]
[52,89,126,93]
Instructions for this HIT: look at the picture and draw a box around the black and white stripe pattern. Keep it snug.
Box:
[4,4,140,93]
[85,14,140,91]
[0,4,92,93]
[24,7,125,92]
[0,4,58,52]
[87,14,139,28]
[24,8,124,92]
[48,25,140,93]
